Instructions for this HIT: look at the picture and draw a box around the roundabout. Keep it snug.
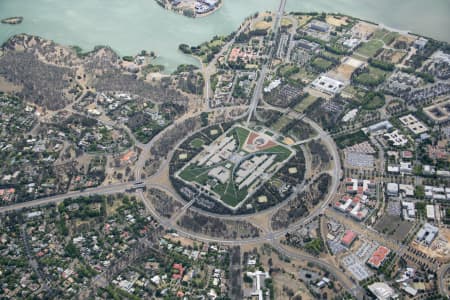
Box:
[133,109,358,295]
[137,106,343,243]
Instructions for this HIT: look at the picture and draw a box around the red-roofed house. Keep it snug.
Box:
[176,290,185,298]
[401,151,414,159]
[367,246,390,269]
[341,230,358,247]
[334,196,353,212]
[172,263,184,280]
[104,223,111,233]
[428,145,448,161]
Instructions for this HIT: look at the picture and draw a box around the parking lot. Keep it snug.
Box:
[386,200,401,216]
[341,254,372,281]
[345,152,375,168]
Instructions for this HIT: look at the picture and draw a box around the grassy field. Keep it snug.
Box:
[335,131,369,148]
[372,29,389,40]
[354,66,390,87]
[180,163,247,207]
[234,126,250,149]
[294,94,318,112]
[295,15,312,28]
[382,32,400,45]
[190,138,205,149]
[362,93,385,110]
[279,64,300,78]
[351,53,368,61]
[311,57,333,71]
[368,66,389,77]
[179,125,293,207]
[179,164,213,184]
[268,145,293,162]
[253,21,271,30]
[342,85,365,100]
[356,39,384,57]
[289,66,318,82]
[281,17,294,28]
[322,50,343,60]
[272,116,292,132]
[372,29,399,45]
[213,182,248,207]
[342,85,357,97]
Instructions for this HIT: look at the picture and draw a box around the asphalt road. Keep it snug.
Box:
[246,0,286,124]
[438,263,450,298]
[0,182,132,214]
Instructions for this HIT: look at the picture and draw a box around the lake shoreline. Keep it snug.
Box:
[154,0,223,18]
[0,0,448,72]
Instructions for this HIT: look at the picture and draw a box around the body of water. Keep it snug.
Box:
[1,0,449,71]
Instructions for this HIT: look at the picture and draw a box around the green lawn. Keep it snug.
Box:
[372,29,389,40]
[190,138,205,149]
[272,116,292,132]
[356,40,384,57]
[304,238,324,255]
[179,125,293,207]
[234,127,250,149]
[213,182,248,207]
[294,94,318,112]
[371,29,399,45]
[351,53,368,61]
[279,64,300,78]
[362,93,386,110]
[368,66,389,78]
[290,67,318,81]
[382,32,399,45]
[266,145,293,162]
[311,57,333,71]
[335,131,369,148]
[179,164,213,184]
[354,66,390,87]
[322,50,343,60]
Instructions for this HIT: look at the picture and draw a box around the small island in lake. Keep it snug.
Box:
[155,0,222,18]
[1,16,24,25]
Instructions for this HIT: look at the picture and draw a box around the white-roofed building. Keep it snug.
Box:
[426,205,435,221]
[387,165,400,173]
[402,201,415,219]
[416,223,439,246]
[208,166,230,185]
[386,183,399,197]
[311,75,346,95]
[244,271,270,300]
[384,130,408,147]
[368,282,398,300]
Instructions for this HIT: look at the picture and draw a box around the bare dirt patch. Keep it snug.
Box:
[326,16,348,27]
[351,21,378,40]
[412,228,450,262]
[374,215,414,242]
